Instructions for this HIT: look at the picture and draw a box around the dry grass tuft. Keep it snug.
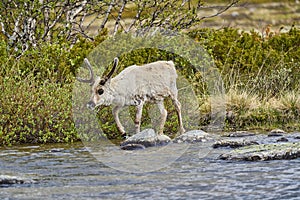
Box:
[225,89,261,112]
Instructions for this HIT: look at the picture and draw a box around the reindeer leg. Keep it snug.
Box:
[112,106,126,138]
[135,102,144,134]
[173,98,185,134]
[157,101,167,135]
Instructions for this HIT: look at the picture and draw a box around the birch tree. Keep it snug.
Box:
[0,0,239,56]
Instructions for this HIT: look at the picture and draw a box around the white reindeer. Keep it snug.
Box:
[77,57,185,138]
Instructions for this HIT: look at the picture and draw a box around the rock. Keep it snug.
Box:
[219,142,300,161]
[173,130,211,143]
[276,137,289,142]
[268,129,286,137]
[120,129,171,148]
[268,133,283,137]
[120,144,146,150]
[49,148,65,152]
[0,175,34,185]
[213,139,259,148]
[223,131,255,137]
[270,128,286,134]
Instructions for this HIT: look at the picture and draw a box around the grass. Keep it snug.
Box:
[223,89,300,131]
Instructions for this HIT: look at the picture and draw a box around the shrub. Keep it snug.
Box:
[189,26,300,98]
[1,26,299,145]
[0,32,107,145]
[0,64,77,145]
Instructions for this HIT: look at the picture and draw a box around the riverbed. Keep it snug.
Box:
[1,140,300,199]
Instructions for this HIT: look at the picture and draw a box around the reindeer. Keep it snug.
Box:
[77,57,185,138]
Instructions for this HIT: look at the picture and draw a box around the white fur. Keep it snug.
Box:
[90,60,185,135]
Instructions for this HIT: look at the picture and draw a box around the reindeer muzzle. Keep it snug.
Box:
[87,101,96,110]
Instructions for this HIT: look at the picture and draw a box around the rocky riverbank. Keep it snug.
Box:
[120,128,300,161]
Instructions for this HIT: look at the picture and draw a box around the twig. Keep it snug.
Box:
[199,0,239,21]
[126,1,146,33]
[113,0,127,35]
[99,0,115,32]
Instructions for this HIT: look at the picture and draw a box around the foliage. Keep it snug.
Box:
[189,26,300,98]
[0,0,239,56]
[189,26,300,130]
[0,31,106,146]
[0,26,299,145]
[0,0,109,55]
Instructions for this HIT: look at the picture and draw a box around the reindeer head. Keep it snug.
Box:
[77,58,118,110]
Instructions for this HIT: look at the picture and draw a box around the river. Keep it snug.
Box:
[1,141,300,199]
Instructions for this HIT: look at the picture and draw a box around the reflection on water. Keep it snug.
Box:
[1,142,300,199]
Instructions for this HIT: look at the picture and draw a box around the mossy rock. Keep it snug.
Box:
[219,142,300,161]
[213,139,258,148]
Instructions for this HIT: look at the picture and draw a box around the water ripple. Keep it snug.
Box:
[1,143,300,199]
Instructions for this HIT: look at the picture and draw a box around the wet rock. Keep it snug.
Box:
[270,128,286,134]
[173,130,211,143]
[120,129,171,148]
[268,133,283,137]
[219,142,300,161]
[213,139,259,148]
[276,137,289,142]
[0,175,34,185]
[268,129,286,137]
[292,133,300,140]
[223,131,255,137]
[49,148,65,153]
[120,144,146,150]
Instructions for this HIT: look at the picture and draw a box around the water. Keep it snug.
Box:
[1,141,300,199]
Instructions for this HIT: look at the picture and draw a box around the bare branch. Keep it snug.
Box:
[113,0,127,35]
[99,0,115,32]
[0,0,240,56]
[199,0,240,21]
[126,1,146,33]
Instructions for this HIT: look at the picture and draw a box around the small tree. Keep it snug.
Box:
[0,0,239,56]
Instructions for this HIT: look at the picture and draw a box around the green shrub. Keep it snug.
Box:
[1,26,299,145]
[0,31,107,145]
[189,26,300,98]
[0,65,76,145]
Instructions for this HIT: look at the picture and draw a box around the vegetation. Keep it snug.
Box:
[0,32,107,145]
[0,1,299,145]
[190,27,300,130]
[1,26,299,145]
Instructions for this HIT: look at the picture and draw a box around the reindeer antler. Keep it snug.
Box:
[77,58,95,85]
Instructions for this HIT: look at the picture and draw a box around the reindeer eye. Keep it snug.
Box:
[97,88,104,95]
